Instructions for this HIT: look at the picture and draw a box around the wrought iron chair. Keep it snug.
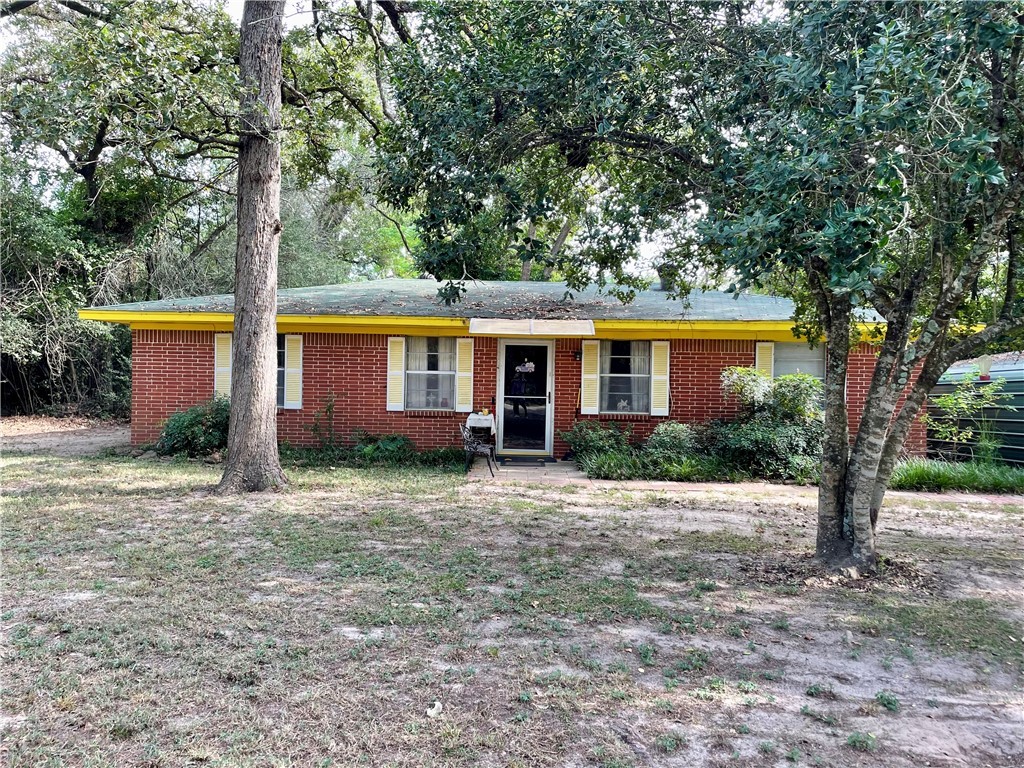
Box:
[460,424,495,477]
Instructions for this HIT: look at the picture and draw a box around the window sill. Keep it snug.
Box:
[595,412,653,421]
[404,410,456,418]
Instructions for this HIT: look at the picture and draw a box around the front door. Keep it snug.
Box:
[497,341,554,456]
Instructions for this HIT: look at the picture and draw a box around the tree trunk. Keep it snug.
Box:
[217,0,287,494]
[815,295,852,564]
[519,222,537,281]
[542,219,572,280]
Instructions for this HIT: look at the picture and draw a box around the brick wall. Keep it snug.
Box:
[129,331,925,456]
[847,343,927,456]
[131,329,218,446]
[553,338,754,456]
[276,333,498,449]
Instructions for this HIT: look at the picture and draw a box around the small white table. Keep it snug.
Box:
[465,412,496,436]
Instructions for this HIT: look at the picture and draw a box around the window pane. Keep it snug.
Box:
[773,342,826,379]
[599,341,651,413]
[277,368,285,407]
[407,337,455,372]
[600,376,650,413]
[406,372,455,410]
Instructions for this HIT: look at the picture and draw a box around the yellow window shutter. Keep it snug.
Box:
[580,339,600,415]
[455,338,474,413]
[755,341,774,377]
[214,333,232,398]
[650,340,670,416]
[282,334,302,409]
[386,337,406,411]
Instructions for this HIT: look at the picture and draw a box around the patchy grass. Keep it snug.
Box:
[857,596,1024,662]
[1,453,1022,767]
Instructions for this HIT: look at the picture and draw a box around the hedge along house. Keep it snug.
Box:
[79,279,925,458]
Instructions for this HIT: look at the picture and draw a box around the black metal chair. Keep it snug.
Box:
[460,424,495,477]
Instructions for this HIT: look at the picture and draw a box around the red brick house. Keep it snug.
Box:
[79,279,922,457]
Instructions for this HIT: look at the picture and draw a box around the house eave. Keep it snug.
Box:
[78,308,864,341]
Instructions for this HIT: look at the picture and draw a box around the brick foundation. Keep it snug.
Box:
[130,330,926,456]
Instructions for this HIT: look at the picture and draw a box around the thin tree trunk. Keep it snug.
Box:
[542,219,572,280]
[869,350,950,520]
[815,294,852,564]
[218,0,287,494]
[841,305,917,565]
[520,221,537,281]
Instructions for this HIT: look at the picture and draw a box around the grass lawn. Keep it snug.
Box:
[2,453,1022,767]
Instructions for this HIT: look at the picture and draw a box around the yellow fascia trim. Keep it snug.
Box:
[78,309,471,336]
[78,308,882,342]
[592,320,802,341]
[276,315,468,336]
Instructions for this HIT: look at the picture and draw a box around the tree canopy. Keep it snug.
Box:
[379,0,1023,563]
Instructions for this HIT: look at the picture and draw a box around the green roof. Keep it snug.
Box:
[88,279,804,322]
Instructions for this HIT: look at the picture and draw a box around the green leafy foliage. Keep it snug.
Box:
[924,370,1016,462]
[569,368,823,483]
[561,421,632,458]
[695,417,823,483]
[576,449,650,481]
[1,1,399,416]
[875,690,901,713]
[156,398,231,457]
[847,732,878,752]
[281,431,464,471]
[351,431,417,463]
[644,421,697,464]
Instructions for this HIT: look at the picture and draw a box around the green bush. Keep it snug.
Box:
[721,366,823,422]
[561,420,632,457]
[156,398,231,457]
[721,366,773,410]
[770,373,823,422]
[351,431,417,463]
[695,415,823,481]
[889,458,1024,493]
[644,421,696,464]
[568,368,824,484]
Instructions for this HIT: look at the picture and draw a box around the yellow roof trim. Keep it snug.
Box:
[79,308,876,342]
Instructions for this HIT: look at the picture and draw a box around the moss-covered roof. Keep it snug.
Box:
[87,279,804,322]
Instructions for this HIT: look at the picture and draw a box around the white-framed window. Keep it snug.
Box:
[599,340,651,414]
[773,342,826,380]
[405,337,456,410]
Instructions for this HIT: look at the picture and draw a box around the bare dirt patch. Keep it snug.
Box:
[1,456,1021,767]
[0,416,129,456]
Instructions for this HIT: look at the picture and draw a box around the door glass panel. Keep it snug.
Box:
[502,344,549,452]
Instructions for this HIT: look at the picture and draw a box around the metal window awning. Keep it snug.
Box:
[468,318,595,336]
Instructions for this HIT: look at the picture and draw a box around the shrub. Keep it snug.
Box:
[721,366,773,410]
[721,367,824,422]
[889,458,1024,493]
[696,415,823,481]
[156,397,231,457]
[561,420,632,457]
[770,373,823,422]
[351,431,417,464]
[644,421,696,463]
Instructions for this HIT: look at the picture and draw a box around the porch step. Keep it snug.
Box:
[498,456,557,465]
